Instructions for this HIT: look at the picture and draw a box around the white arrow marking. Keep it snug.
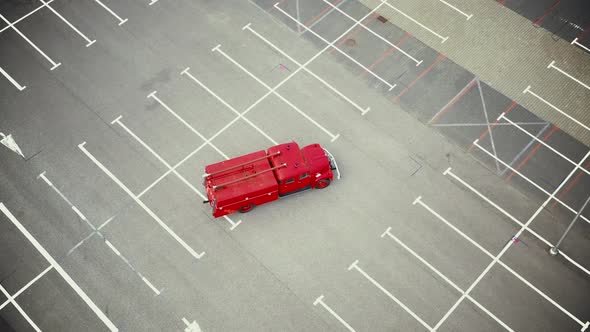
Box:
[182,318,203,332]
[0,132,25,158]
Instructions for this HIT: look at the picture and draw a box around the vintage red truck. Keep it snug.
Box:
[202,142,340,218]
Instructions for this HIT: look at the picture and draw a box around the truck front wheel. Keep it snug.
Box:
[239,204,255,213]
[314,179,331,189]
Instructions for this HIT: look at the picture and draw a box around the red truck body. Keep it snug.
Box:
[203,142,339,218]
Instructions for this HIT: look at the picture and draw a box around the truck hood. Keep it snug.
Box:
[301,144,330,174]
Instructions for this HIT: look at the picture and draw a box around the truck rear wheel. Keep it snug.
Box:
[314,179,331,189]
[239,204,255,213]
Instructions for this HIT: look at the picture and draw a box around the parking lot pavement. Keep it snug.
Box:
[1,0,589,331]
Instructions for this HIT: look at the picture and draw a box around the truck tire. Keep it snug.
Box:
[314,179,331,189]
[239,204,255,213]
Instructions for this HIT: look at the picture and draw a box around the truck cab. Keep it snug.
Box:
[202,142,339,218]
[268,143,334,196]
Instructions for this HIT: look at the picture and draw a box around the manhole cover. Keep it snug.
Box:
[344,38,357,47]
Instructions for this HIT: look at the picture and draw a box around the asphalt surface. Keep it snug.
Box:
[0,0,589,331]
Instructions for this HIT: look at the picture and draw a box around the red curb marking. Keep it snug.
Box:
[359,32,412,78]
[393,53,446,102]
[551,159,590,208]
[430,78,477,125]
[534,0,561,25]
[505,125,559,183]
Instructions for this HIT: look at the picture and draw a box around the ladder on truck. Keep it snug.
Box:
[202,151,286,191]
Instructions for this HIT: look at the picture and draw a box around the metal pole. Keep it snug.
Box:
[550,194,590,256]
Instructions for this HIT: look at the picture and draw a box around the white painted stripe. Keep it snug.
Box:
[477,80,500,172]
[437,0,472,19]
[78,142,205,260]
[498,260,586,326]
[149,0,159,5]
[0,66,26,91]
[444,168,590,277]
[114,119,240,229]
[141,277,161,295]
[381,0,449,42]
[244,24,370,114]
[39,0,96,46]
[429,77,477,124]
[499,123,551,176]
[147,92,229,159]
[0,283,42,332]
[473,140,590,224]
[275,3,398,90]
[348,260,433,330]
[213,46,340,141]
[72,206,88,222]
[0,265,53,311]
[0,13,61,69]
[104,240,122,256]
[321,0,422,65]
[571,38,590,53]
[313,295,356,332]
[0,0,56,34]
[414,197,494,258]
[432,122,548,127]
[547,60,590,91]
[523,85,590,132]
[92,0,127,25]
[181,68,278,145]
[382,227,463,293]
[381,226,515,331]
[0,203,119,332]
[424,148,590,329]
[500,113,590,176]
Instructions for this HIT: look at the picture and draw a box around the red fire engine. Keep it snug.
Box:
[202,142,340,218]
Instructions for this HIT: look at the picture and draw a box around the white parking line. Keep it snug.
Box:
[112,116,242,230]
[499,113,590,176]
[38,171,163,294]
[313,295,357,332]
[92,0,128,25]
[212,45,340,141]
[0,265,53,312]
[148,0,159,6]
[380,0,449,43]
[473,140,590,224]
[443,167,590,276]
[547,60,590,91]
[414,194,590,330]
[477,80,500,173]
[305,0,350,33]
[0,0,56,34]
[243,24,371,115]
[275,3,398,91]
[380,227,514,331]
[498,123,551,176]
[0,13,61,70]
[0,66,26,91]
[321,0,423,66]
[148,91,229,159]
[0,202,119,332]
[0,283,42,332]
[78,142,206,260]
[181,67,278,145]
[348,259,433,331]
[436,0,472,20]
[571,38,590,53]
[523,85,590,132]
[39,0,96,47]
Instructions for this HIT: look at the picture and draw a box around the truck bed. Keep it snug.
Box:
[204,150,278,208]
